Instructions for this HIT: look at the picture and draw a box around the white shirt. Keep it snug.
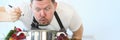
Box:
[20,2,82,32]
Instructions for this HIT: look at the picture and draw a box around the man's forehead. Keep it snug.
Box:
[37,0,42,1]
[32,1,52,8]
[32,0,52,4]
[33,0,52,3]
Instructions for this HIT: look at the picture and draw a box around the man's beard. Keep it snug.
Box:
[37,17,50,26]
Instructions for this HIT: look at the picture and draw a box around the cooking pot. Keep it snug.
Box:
[25,30,67,40]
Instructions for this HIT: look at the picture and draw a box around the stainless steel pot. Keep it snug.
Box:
[25,30,66,40]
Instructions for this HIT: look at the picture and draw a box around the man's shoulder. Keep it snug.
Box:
[56,2,76,17]
[56,2,75,13]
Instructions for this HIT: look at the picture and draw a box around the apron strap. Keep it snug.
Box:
[54,11,66,32]
[31,17,41,30]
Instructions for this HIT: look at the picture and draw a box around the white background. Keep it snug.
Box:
[0,0,120,40]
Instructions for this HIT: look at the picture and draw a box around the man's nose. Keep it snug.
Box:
[39,10,46,17]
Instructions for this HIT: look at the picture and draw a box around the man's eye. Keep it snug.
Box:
[35,8,41,12]
[45,7,50,11]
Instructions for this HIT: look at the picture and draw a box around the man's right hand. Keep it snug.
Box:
[0,6,21,22]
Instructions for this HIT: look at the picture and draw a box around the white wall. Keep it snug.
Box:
[64,0,120,40]
[0,0,120,40]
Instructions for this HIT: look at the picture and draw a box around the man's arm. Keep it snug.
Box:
[72,24,83,40]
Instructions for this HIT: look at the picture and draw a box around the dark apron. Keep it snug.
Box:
[31,11,66,32]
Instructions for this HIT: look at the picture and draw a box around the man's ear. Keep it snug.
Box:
[30,4,32,9]
[54,2,57,10]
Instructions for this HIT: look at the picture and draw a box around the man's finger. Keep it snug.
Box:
[10,16,20,22]
[15,7,22,13]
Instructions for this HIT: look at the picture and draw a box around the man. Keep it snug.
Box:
[0,0,83,40]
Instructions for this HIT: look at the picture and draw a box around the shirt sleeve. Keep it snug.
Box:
[56,2,83,32]
[69,10,83,32]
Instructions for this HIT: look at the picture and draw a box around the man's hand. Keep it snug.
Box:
[0,6,21,22]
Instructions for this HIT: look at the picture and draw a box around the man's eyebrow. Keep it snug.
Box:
[45,5,52,8]
[34,7,41,11]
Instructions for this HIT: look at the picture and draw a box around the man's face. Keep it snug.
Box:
[31,0,57,26]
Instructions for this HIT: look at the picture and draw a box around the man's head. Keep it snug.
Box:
[30,0,57,26]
